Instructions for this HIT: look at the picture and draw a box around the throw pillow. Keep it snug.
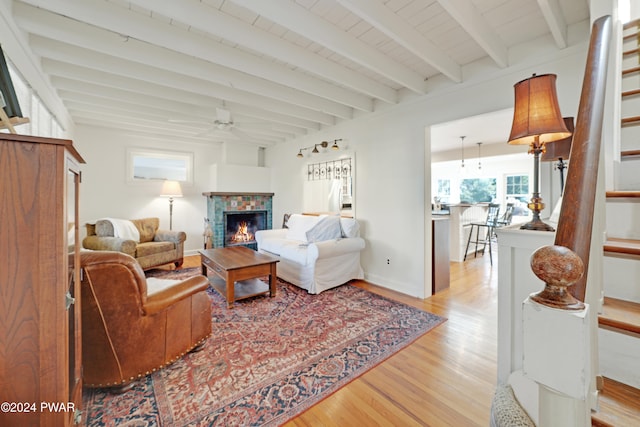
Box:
[285,214,320,242]
[132,218,158,243]
[306,215,342,243]
[340,217,360,238]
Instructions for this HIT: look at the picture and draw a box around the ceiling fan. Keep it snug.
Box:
[170,107,253,139]
[211,107,234,131]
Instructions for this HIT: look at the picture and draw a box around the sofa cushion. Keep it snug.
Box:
[136,241,175,258]
[285,214,320,242]
[259,238,315,265]
[306,215,342,242]
[131,218,159,243]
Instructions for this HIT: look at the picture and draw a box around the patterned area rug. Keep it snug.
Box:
[83,268,445,426]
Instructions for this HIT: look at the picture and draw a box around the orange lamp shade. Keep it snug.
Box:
[508,74,571,145]
[541,116,574,161]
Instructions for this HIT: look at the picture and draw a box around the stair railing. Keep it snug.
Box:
[529,15,612,309]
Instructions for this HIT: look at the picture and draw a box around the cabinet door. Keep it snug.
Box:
[66,157,82,425]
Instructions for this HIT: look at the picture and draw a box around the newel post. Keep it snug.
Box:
[523,244,591,426]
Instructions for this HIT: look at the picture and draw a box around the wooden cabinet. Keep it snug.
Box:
[432,217,450,294]
[0,133,85,426]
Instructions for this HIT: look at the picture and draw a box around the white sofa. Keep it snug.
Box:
[255,214,365,294]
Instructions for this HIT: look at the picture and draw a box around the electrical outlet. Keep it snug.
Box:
[386,258,390,265]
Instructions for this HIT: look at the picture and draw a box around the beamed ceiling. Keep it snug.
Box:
[2,0,589,148]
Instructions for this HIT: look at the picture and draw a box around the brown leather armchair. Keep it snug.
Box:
[80,251,211,391]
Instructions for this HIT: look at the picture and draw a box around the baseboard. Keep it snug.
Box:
[364,273,422,298]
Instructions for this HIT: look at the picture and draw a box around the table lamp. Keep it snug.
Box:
[508,74,571,231]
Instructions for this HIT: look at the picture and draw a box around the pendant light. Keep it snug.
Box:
[477,142,482,169]
[460,136,466,168]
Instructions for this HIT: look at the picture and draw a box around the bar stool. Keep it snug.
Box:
[497,203,515,227]
[464,203,501,265]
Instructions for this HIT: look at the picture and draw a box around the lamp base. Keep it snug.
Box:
[520,192,554,231]
[520,218,555,232]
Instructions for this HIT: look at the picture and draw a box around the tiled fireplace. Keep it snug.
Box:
[203,192,274,249]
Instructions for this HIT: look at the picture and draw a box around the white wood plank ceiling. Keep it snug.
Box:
[2,0,589,146]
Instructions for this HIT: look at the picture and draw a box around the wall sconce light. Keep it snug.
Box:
[541,117,574,195]
[296,139,342,158]
[160,180,183,230]
[508,73,571,231]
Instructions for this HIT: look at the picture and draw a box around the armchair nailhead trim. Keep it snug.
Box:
[84,334,212,388]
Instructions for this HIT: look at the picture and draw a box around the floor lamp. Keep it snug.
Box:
[507,74,572,232]
[160,180,183,230]
[541,117,574,195]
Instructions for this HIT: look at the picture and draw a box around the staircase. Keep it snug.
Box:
[592,18,640,426]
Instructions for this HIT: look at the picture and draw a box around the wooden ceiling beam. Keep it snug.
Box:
[231,0,428,94]
[128,0,396,105]
[536,0,569,49]
[16,0,366,114]
[436,0,508,68]
[336,0,462,83]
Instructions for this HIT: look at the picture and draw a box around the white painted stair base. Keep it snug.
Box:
[601,191,640,388]
[602,255,640,302]
[497,227,555,424]
[496,226,555,384]
[605,197,640,239]
[616,157,640,190]
[599,328,640,389]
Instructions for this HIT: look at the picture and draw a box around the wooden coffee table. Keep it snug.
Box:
[199,246,279,308]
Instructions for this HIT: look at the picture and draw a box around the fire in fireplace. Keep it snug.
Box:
[224,211,267,248]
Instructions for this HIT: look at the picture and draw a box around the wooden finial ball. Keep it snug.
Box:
[530,245,584,286]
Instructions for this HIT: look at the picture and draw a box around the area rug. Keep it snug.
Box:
[83,270,445,426]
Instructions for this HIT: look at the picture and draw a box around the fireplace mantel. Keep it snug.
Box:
[203,192,274,197]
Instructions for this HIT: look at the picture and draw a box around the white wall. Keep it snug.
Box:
[265,29,590,298]
[74,125,224,255]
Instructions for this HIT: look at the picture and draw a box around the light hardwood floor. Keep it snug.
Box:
[184,250,498,426]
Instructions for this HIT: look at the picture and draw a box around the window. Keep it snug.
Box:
[5,61,64,138]
[436,179,450,203]
[506,175,529,197]
[505,174,530,216]
[126,148,193,184]
[460,178,496,204]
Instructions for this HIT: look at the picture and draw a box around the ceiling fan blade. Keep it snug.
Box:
[169,119,211,125]
[194,127,217,137]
